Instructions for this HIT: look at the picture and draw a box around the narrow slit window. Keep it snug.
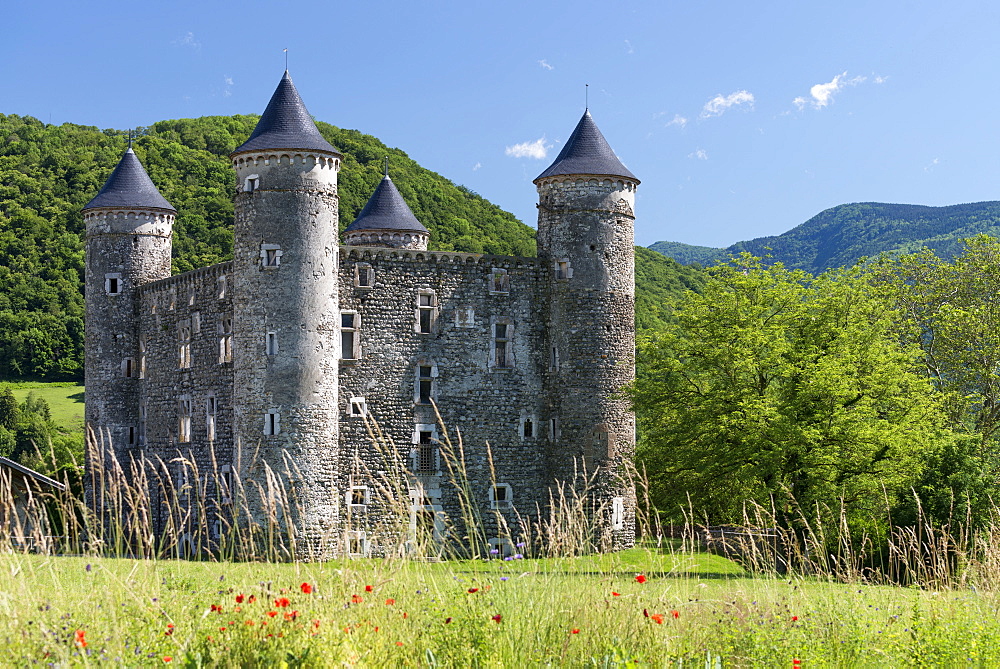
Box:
[341,312,359,360]
[417,365,434,404]
[123,358,134,378]
[178,324,192,369]
[264,411,281,436]
[219,318,233,364]
[178,398,192,443]
[206,395,217,442]
[266,332,278,356]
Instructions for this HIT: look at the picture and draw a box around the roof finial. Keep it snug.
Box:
[384,156,389,178]
[284,48,288,71]
[585,84,589,111]
[127,129,133,149]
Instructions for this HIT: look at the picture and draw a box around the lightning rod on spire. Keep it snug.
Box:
[586,84,589,111]
[284,48,288,71]
[384,156,389,177]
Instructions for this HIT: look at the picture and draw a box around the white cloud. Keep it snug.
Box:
[924,157,940,173]
[873,74,888,84]
[701,90,755,118]
[173,32,200,50]
[223,76,234,97]
[505,137,550,160]
[472,162,482,171]
[624,39,634,54]
[538,59,554,71]
[688,148,708,160]
[666,114,687,129]
[796,72,867,110]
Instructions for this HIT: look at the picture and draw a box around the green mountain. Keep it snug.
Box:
[651,201,1000,274]
[0,113,700,381]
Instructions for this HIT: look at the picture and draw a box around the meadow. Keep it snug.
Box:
[7,381,85,431]
[3,544,1000,667]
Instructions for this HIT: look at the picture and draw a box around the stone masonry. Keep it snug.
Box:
[83,72,640,558]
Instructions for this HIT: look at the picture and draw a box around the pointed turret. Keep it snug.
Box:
[343,172,429,250]
[534,110,637,183]
[232,71,340,156]
[84,148,175,212]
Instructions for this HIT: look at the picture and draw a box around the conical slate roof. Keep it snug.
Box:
[344,176,429,233]
[83,148,175,212]
[232,71,340,156]
[534,110,638,182]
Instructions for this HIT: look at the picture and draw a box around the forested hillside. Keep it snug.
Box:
[651,201,1000,274]
[0,113,700,381]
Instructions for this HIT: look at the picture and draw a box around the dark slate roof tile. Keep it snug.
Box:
[83,148,175,212]
[344,176,429,233]
[534,110,638,182]
[232,71,340,156]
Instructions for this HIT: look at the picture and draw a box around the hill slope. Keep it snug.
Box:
[0,113,699,381]
[651,201,1000,274]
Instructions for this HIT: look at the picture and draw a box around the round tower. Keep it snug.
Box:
[342,164,429,250]
[534,110,639,549]
[84,146,175,468]
[230,71,343,557]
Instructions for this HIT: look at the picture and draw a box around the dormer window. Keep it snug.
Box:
[244,174,260,193]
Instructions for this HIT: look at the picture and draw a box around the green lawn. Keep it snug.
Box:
[6,381,85,431]
[1,550,997,666]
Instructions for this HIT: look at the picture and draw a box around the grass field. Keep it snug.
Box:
[2,548,998,667]
[5,381,85,431]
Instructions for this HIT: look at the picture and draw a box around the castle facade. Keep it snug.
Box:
[83,72,639,558]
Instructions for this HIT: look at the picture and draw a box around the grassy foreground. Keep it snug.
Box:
[2,549,998,667]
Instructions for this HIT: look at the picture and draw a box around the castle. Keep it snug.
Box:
[83,71,639,558]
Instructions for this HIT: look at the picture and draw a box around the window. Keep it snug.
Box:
[416,291,437,334]
[139,354,146,379]
[219,318,233,363]
[611,497,625,531]
[412,426,439,472]
[139,404,146,446]
[127,425,137,446]
[354,263,374,288]
[341,312,359,360]
[244,174,260,193]
[122,358,134,378]
[347,486,369,507]
[264,411,280,436]
[349,396,367,417]
[219,464,233,505]
[169,289,176,311]
[490,268,510,294]
[178,324,192,369]
[188,292,196,307]
[178,398,192,443]
[555,259,572,280]
[105,273,122,296]
[346,530,367,556]
[455,307,475,328]
[550,346,560,372]
[490,484,513,510]
[217,274,227,299]
[266,332,278,356]
[416,365,434,405]
[206,395,217,442]
[522,416,534,439]
[549,417,560,441]
[191,311,201,334]
[260,243,282,268]
[491,320,514,368]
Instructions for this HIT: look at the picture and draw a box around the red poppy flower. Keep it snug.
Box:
[235,594,245,603]
[210,604,222,613]
[267,611,277,618]
[351,594,363,604]
[385,598,395,605]
[650,614,664,624]
[396,641,404,646]
[312,620,321,630]
[492,614,502,623]
[612,592,621,597]
[275,597,291,608]
[791,616,799,622]
[571,628,580,634]
[300,583,313,594]
[248,595,257,604]
[163,658,172,664]
[671,610,680,619]
[635,574,647,584]
[74,630,87,648]
[164,624,174,636]
[402,612,408,619]
[643,608,650,618]
[365,585,373,592]
[284,611,299,621]
[468,588,479,594]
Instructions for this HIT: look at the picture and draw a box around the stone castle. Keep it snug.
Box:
[84,71,639,557]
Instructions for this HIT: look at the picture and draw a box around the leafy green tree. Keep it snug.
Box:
[629,257,952,533]
[0,385,18,430]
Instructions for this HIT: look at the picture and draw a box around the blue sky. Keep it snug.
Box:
[6,0,1000,249]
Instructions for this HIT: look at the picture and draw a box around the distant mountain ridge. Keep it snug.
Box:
[650,201,1000,274]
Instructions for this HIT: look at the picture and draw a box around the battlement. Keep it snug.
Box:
[139,261,233,297]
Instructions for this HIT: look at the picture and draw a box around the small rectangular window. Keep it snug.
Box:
[417,430,436,472]
[612,497,625,531]
[492,321,513,368]
[178,324,192,369]
[266,332,278,356]
[191,311,201,334]
[178,398,192,443]
[105,273,122,296]
[123,358,134,378]
[264,411,280,436]
[349,396,367,417]
[217,274,228,299]
[206,396,217,442]
[490,268,510,294]
[346,530,367,556]
[127,425,136,446]
[549,417,560,441]
[219,318,233,364]
[523,417,534,439]
[555,260,572,280]
[348,486,369,506]
[355,263,374,288]
[550,346,560,371]
[244,174,260,193]
[418,365,433,404]
[220,464,233,504]
[341,312,359,360]
[490,484,512,509]
[416,291,437,334]
[260,244,282,268]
